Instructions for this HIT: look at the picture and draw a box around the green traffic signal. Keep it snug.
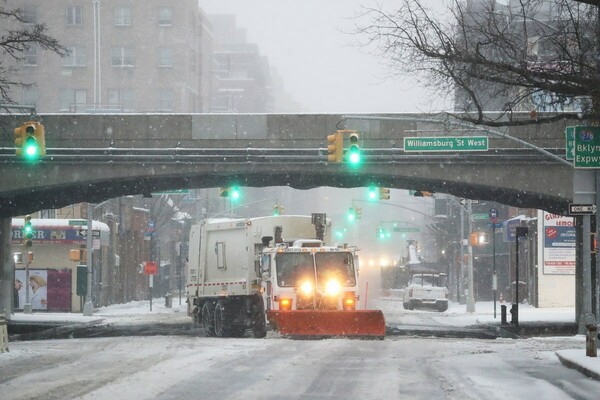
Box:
[348,133,361,166]
[347,207,356,222]
[368,186,378,200]
[230,186,241,200]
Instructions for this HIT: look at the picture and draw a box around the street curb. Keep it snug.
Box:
[556,351,600,381]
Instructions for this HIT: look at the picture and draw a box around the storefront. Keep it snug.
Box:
[12,218,110,312]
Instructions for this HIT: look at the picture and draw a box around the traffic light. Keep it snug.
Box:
[347,207,356,222]
[355,206,362,220]
[413,190,434,197]
[230,186,241,200]
[23,215,34,248]
[377,227,389,240]
[379,187,390,200]
[469,231,489,246]
[14,121,45,162]
[368,186,378,201]
[347,131,361,165]
[327,132,343,163]
[273,205,285,216]
[219,187,230,197]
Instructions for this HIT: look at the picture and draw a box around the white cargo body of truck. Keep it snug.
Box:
[186,214,385,338]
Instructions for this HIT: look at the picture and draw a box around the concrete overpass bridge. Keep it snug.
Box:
[0,112,574,218]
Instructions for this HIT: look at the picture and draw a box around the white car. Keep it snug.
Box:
[403,273,449,312]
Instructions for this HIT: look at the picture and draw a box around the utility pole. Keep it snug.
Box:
[459,204,465,304]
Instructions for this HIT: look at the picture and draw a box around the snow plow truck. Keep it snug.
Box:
[186,213,385,338]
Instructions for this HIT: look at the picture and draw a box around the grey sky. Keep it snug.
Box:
[198,0,446,113]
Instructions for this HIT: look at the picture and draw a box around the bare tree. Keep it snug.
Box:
[355,0,600,126]
[0,1,66,108]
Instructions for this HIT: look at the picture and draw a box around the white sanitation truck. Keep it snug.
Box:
[186,214,385,338]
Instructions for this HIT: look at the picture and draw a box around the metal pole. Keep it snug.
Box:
[515,230,520,327]
[466,200,476,313]
[83,203,94,316]
[459,206,465,304]
[580,215,594,333]
[493,225,497,318]
[22,246,32,314]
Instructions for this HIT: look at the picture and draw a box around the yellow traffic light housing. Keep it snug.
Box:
[219,187,231,197]
[14,121,45,162]
[347,131,361,165]
[327,132,343,163]
[355,206,362,220]
[379,187,390,200]
[469,231,489,246]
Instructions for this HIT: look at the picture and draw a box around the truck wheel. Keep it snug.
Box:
[202,302,216,337]
[252,297,267,338]
[214,299,233,337]
[437,303,448,312]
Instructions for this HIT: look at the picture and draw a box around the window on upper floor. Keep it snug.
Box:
[66,6,82,26]
[158,7,173,26]
[22,86,38,108]
[59,88,87,112]
[111,46,135,67]
[158,48,173,68]
[63,46,87,67]
[108,88,135,111]
[158,89,174,111]
[23,46,37,66]
[114,6,131,26]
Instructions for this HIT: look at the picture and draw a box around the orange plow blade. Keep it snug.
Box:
[267,310,386,338]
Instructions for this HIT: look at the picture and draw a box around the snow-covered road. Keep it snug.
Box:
[2,334,599,400]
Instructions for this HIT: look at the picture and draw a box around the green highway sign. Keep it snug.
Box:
[565,126,575,161]
[404,136,488,152]
[574,126,600,168]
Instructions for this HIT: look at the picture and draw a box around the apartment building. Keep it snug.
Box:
[9,0,213,113]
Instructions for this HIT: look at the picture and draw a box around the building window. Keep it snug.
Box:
[23,46,37,66]
[63,46,87,67]
[23,5,37,24]
[108,88,135,111]
[66,6,82,26]
[158,47,173,68]
[158,7,173,26]
[59,89,87,112]
[114,6,131,26]
[158,89,174,111]
[111,46,135,67]
[22,86,38,107]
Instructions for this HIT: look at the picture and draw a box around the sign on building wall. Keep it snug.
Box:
[542,212,576,275]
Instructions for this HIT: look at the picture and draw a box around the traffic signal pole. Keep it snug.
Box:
[83,203,94,316]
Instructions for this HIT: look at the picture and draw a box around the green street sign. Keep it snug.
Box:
[69,220,86,226]
[393,227,421,233]
[152,189,190,195]
[574,126,600,168]
[472,213,489,220]
[404,136,488,152]
[565,126,575,161]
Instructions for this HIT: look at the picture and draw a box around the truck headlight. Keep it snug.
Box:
[325,279,341,296]
[300,281,313,296]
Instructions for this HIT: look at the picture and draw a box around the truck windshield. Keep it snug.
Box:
[315,252,356,286]
[275,253,314,287]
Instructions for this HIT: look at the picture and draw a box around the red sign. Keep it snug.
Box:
[144,261,158,275]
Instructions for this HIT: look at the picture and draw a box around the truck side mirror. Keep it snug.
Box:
[261,271,270,281]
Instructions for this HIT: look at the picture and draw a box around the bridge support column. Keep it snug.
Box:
[0,218,13,319]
